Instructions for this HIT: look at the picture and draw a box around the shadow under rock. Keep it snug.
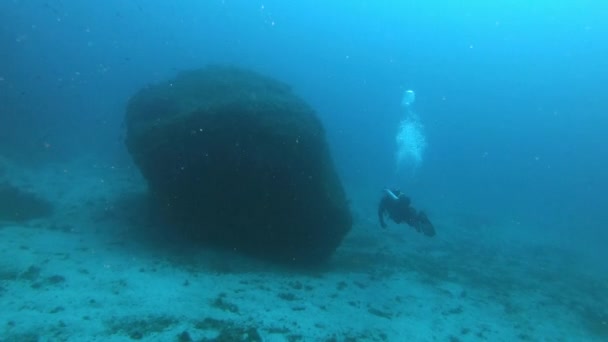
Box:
[0,182,53,222]
[93,191,327,274]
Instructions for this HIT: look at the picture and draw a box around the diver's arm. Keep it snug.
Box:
[378,197,388,228]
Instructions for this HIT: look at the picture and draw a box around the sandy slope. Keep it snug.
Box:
[0,157,606,341]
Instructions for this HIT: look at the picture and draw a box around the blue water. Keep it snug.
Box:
[1,1,607,340]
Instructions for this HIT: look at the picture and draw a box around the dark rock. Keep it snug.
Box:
[211,294,239,313]
[278,292,297,301]
[125,66,351,264]
[105,315,176,339]
[20,265,41,281]
[46,275,66,285]
[177,331,193,342]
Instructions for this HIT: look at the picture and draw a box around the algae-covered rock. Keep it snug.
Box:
[125,66,351,264]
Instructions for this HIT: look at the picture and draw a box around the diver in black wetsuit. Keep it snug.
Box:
[378,189,436,237]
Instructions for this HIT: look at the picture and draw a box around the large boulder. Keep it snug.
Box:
[125,66,352,264]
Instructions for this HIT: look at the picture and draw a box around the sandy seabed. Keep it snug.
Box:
[1,157,606,342]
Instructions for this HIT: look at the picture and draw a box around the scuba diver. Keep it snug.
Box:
[378,188,436,237]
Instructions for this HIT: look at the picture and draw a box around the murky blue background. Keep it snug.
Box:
[1,0,607,265]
